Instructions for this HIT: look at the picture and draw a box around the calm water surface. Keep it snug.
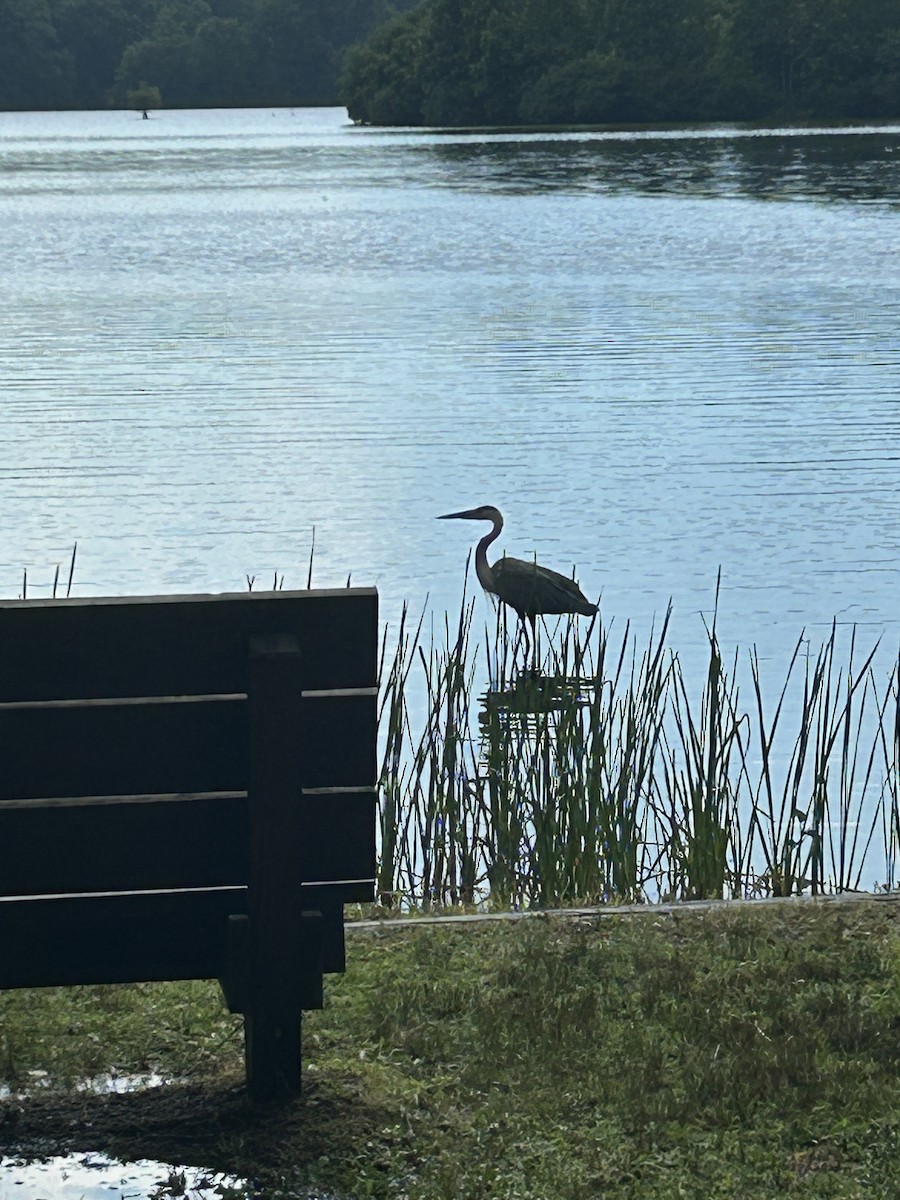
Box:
[0,1154,241,1200]
[2,107,900,678]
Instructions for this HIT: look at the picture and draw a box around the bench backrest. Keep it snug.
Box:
[0,588,378,988]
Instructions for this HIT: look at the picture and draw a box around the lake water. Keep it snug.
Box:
[0,1153,242,1200]
[3,106,900,680]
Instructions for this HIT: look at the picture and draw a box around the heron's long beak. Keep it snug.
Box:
[438,508,481,521]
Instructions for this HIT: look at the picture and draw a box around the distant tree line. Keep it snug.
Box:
[340,0,900,125]
[0,0,418,111]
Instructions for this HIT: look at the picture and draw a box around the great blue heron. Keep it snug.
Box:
[438,505,597,658]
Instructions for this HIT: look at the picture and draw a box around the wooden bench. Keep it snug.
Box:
[0,587,378,1099]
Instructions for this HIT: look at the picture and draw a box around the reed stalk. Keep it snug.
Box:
[376,590,899,908]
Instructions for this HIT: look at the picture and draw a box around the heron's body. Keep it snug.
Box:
[478,554,597,621]
[439,506,597,637]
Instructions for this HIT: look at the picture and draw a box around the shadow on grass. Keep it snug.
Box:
[0,1071,392,1192]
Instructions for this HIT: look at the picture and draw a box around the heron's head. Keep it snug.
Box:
[437,505,503,526]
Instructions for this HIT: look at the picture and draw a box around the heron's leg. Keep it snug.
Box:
[506,615,525,671]
[519,616,530,666]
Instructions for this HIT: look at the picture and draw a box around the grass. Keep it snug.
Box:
[2,901,900,1198]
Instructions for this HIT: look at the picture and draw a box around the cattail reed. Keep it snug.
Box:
[376,582,900,909]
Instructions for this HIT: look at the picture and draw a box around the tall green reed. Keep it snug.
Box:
[377,582,900,908]
[661,589,748,901]
[743,626,884,896]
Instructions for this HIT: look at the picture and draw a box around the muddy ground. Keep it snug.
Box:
[0,1072,390,1193]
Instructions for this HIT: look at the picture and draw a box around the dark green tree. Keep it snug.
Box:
[0,0,72,108]
[189,16,255,105]
[721,0,816,115]
[800,0,900,116]
[250,0,335,104]
[341,5,430,124]
[115,37,194,107]
[4,0,897,119]
[113,0,210,107]
[517,50,626,124]
[342,0,900,126]
[595,0,724,120]
[126,79,162,107]
[52,0,154,106]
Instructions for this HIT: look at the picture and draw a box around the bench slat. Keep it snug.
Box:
[0,588,377,702]
[0,887,243,987]
[0,789,247,811]
[0,882,371,988]
[0,691,377,801]
[0,789,375,897]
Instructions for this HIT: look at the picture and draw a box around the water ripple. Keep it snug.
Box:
[1,108,899,680]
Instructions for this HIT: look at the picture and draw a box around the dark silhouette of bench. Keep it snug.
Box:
[0,587,378,1099]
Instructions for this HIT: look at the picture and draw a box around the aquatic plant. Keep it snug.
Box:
[377,579,900,908]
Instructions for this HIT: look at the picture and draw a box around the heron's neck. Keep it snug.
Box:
[475,517,502,593]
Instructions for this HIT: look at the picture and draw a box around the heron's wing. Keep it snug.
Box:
[493,556,597,618]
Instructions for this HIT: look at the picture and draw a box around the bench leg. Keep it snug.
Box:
[244,1004,303,1100]
[239,910,324,1100]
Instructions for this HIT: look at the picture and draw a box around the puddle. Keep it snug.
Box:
[1,1076,342,1199]
[1,1077,247,1198]
[0,1154,246,1199]
[78,1073,171,1097]
[0,1072,171,1100]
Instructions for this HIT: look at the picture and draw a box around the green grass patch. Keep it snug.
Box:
[0,978,241,1089]
[3,901,900,1198]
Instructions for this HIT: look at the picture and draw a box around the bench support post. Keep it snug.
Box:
[244,634,314,1100]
